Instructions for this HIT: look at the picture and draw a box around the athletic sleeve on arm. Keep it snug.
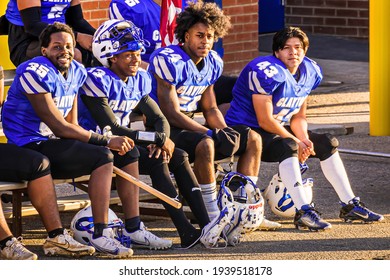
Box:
[19,7,49,38]
[80,94,138,140]
[135,95,170,137]
[65,4,95,35]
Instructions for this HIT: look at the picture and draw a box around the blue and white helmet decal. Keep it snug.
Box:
[92,19,150,67]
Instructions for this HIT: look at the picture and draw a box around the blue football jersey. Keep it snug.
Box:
[6,0,72,26]
[225,56,322,128]
[2,56,87,146]
[109,0,161,62]
[148,45,223,112]
[78,66,151,132]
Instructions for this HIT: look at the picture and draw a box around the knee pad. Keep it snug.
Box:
[314,133,339,160]
[92,147,114,170]
[277,138,299,162]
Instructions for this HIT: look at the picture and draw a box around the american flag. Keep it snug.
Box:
[160,0,183,46]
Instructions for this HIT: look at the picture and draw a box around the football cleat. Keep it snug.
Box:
[294,204,332,231]
[122,222,172,250]
[43,229,95,257]
[0,237,37,260]
[200,204,234,248]
[257,218,282,231]
[90,228,133,258]
[262,163,313,218]
[339,197,384,223]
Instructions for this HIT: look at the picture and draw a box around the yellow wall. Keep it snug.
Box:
[0,1,14,70]
[0,1,11,142]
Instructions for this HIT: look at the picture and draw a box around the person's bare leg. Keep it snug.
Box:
[0,203,12,240]
[236,130,262,176]
[193,138,215,184]
[27,174,62,232]
[87,162,114,224]
[193,138,219,219]
[116,162,140,219]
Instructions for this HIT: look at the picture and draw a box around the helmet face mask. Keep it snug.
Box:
[93,19,149,67]
[217,172,264,233]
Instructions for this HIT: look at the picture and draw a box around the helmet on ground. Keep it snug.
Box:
[70,206,131,247]
[262,163,314,218]
[92,19,149,67]
[217,172,264,233]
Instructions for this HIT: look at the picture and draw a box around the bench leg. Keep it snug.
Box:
[11,190,23,237]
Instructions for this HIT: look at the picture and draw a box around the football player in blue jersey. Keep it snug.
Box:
[148,1,280,230]
[78,19,243,248]
[4,0,95,66]
[1,22,136,258]
[225,26,384,231]
[0,66,94,259]
[109,0,236,116]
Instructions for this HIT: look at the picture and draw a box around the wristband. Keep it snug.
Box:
[136,131,166,147]
[88,132,109,146]
[206,129,213,137]
[136,131,156,142]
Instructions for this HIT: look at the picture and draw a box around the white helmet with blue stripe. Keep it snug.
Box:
[92,19,149,67]
[217,172,264,234]
[70,206,131,248]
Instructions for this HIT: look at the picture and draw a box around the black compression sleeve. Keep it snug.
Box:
[19,7,48,38]
[81,95,166,147]
[81,95,138,139]
[136,95,171,138]
[65,4,95,35]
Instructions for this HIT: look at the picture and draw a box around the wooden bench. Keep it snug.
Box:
[0,175,122,237]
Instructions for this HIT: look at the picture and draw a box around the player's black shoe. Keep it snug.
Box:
[339,197,384,223]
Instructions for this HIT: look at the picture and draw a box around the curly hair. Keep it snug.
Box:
[39,22,76,48]
[272,26,310,55]
[175,0,231,43]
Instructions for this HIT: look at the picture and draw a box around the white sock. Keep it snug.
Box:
[320,152,355,203]
[279,157,310,209]
[199,182,219,220]
[247,176,258,185]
